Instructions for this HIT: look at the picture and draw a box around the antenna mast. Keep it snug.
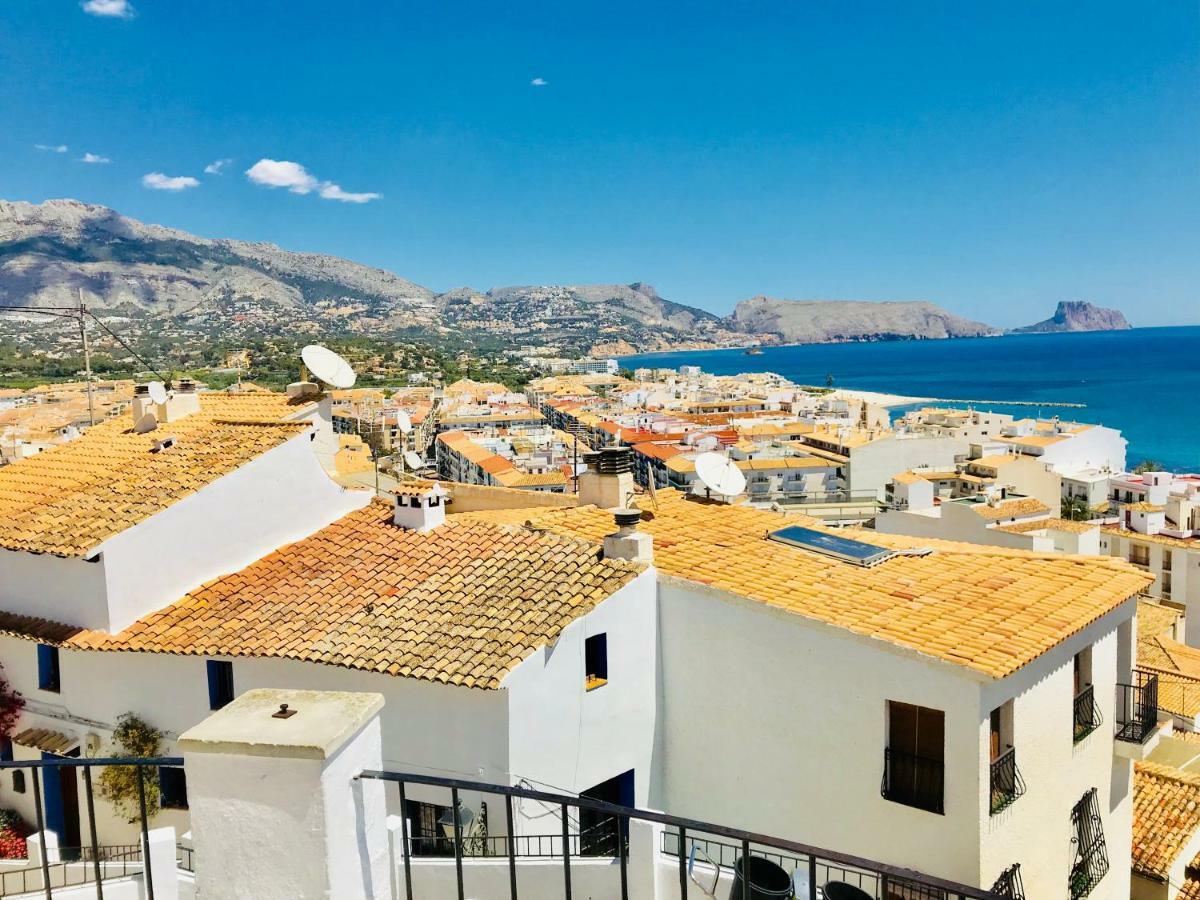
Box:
[78,289,95,427]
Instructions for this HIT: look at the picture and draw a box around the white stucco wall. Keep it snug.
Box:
[654,576,984,886]
[503,570,658,830]
[0,550,109,635]
[97,432,370,633]
[851,437,968,498]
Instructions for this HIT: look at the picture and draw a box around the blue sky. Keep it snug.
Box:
[2,1,1197,326]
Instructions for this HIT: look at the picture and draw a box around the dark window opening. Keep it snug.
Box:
[12,771,25,794]
[0,738,11,762]
[405,800,453,857]
[159,767,188,810]
[38,644,61,693]
[580,769,634,856]
[585,633,608,690]
[1069,788,1109,899]
[881,701,944,814]
[207,660,234,710]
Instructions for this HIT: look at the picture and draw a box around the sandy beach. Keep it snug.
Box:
[827,388,932,408]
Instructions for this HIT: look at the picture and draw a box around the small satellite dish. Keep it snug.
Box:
[694,451,747,497]
[147,381,168,405]
[133,413,158,434]
[404,450,424,471]
[395,410,412,434]
[301,345,357,389]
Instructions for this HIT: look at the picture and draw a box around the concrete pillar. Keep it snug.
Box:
[143,826,179,900]
[179,688,391,900]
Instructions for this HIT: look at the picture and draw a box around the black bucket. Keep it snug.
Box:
[728,855,794,899]
[821,882,873,900]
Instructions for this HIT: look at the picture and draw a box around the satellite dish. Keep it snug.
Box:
[147,381,168,405]
[301,345,357,389]
[133,413,158,434]
[694,452,747,497]
[404,450,424,471]
[395,410,412,433]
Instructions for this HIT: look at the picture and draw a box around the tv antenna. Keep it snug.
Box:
[694,451,747,499]
[0,289,168,426]
[300,344,357,389]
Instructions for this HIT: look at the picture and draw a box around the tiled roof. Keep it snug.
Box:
[996,517,1098,535]
[0,502,641,689]
[1139,635,1200,720]
[12,727,76,754]
[892,472,926,485]
[457,490,1151,679]
[1103,526,1200,551]
[0,393,312,557]
[1138,599,1182,643]
[1128,502,1166,513]
[973,498,1050,521]
[1133,761,1200,880]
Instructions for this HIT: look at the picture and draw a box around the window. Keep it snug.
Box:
[585,634,608,691]
[1130,546,1150,567]
[1074,649,1101,743]
[1069,788,1109,898]
[989,701,1024,814]
[881,701,944,814]
[1164,550,1173,572]
[37,644,60,692]
[206,660,234,710]
[159,767,188,810]
[0,738,11,762]
[11,771,24,794]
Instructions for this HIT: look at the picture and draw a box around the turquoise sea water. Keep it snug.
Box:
[623,326,1200,473]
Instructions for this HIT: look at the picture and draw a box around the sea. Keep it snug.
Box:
[622,326,1200,473]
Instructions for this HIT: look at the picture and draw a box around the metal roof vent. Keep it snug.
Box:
[768,525,897,567]
[597,445,632,476]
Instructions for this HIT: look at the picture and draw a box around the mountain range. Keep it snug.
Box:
[0,199,1131,354]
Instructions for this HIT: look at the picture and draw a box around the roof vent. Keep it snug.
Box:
[768,525,896,567]
[597,445,632,475]
[151,436,177,453]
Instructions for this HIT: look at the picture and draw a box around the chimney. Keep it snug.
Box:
[131,383,157,424]
[392,482,448,531]
[163,378,201,421]
[579,445,635,509]
[287,381,320,400]
[603,508,653,564]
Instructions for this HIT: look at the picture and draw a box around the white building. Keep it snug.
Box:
[0,400,1156,900]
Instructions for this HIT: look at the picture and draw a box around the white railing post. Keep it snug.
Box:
[179,688,392,900]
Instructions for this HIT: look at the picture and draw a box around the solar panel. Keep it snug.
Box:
[768,525,895,567]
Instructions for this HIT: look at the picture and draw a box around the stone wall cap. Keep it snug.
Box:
[178,688,384,761]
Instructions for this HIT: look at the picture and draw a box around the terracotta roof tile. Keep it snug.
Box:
[1133,761,1200,880]
[456,490,1150,679]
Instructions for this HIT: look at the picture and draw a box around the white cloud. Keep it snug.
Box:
[245,158,381,203]
[245,159,319,194]
[79,153,111,164]
[531,77,548,86]
[81,0,134,18]
[35,144,69,153]
[142,172,199,191]
[204,158,233,175]
[318,183,382,204]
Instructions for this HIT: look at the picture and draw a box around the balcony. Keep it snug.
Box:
[1073,685,1102,743]
[989,747,1025,815]
[880,748,944,815]
[1115,672,1163,759]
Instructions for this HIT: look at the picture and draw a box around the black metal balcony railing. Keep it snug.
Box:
[1069,788,1109,900]
[989,748,1026,815]
[1073,684,1103,743]
[0,756,182,900]
[359,768,1001,900]
[408,817,623,860]
[989,863,1025,900]
[1116,672,1159,743]
[880,748,945,815]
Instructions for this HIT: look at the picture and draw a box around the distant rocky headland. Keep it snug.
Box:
[1012,301,1131,334]
[0,199,1136,355]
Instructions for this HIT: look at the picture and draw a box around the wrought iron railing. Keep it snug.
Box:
[358,768,1001,900]
[1069,788,1109,899]
[1116,672,1159,743]
[1073,685,1102,743]
[407,818,622,859]
[990,863,1025,900]
[989,748,1025,815]
[0,755,182,900]
[881,748,945,815]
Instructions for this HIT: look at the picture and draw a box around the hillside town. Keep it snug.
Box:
[0,349,1194,900]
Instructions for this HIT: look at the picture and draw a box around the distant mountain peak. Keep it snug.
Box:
[1013,301,1131,334]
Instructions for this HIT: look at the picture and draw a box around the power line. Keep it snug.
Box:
[0,302,167,381]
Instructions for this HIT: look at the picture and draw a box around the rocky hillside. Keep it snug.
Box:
[0,199,435,320]
[729,296,999,343]
[1012,301,1130,333]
